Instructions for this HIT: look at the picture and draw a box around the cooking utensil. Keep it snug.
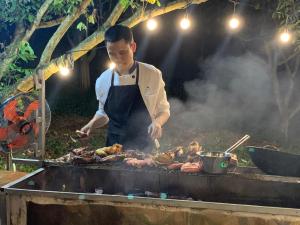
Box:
[200,134,250,174]
[200,152,231,174]
[224,134,251,154]
[247,146,300,177]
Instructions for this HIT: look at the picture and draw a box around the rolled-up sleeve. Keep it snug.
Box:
[95,77,108,117]
[155,70,170,117]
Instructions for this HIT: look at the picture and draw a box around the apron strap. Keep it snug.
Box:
[111,70,115,86]
[136,62,140,85]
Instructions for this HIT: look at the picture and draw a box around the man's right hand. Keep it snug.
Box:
[77,114,109,137]
[77,124,92,137]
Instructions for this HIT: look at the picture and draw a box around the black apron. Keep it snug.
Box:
[104,62,153,151]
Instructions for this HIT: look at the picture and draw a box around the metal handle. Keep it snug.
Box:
[225,134,250,154]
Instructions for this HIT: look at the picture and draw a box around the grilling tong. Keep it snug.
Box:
[224,134,250,154]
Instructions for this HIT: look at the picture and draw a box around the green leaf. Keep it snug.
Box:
[87,15,95,24]
[156,0,161,7]
[27,14,35,23]
[76,22,87,31]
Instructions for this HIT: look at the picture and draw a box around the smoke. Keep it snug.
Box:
[167,52,281,140]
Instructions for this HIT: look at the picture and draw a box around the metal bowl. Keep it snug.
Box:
[200,152,231,174]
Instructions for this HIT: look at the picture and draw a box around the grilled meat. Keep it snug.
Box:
[125,157,155,168]
[154,151,175,165]
[188,141,202,155]
[97,154,125,163]
[181,161,203,173]
[167,162,184,170]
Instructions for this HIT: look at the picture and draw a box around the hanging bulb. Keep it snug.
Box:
[59,66,70,76]
[228,16,240,30]
[146,19,158,31]
[279,30,291,44]
[180,17,191,30]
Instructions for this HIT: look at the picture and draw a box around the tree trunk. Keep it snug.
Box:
[79,55,91,91]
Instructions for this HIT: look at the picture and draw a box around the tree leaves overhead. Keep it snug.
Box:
[18,41,37,63]
[0,0,83,31]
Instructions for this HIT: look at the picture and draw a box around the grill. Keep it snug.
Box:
[3,165,300,225]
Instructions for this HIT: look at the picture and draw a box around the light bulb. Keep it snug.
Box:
[59,67,70,76]
[146,19,158,31]
[228,17,240,30]
[180,18,191,30]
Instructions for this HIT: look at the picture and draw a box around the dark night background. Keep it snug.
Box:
[24,0,300,149]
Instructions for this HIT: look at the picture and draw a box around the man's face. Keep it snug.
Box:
[106,39,136,72]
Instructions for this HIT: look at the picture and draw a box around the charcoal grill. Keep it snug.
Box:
[3,164,300,225]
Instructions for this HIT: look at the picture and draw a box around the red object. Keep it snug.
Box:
[0,99,39,152]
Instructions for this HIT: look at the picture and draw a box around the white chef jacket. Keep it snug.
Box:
[95,62,170,125]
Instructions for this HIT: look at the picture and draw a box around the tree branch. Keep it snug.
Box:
[267,46,283,115]
[284,62,294,108]
[17,0,208,92]
[292,55,300,78]
[39,0,93,65]
[23,0,54,41]
[38,17,65,29]
[0,0,53,80]
[0,23,25,80]
[289,103,300,120]
[122,0,208,27]
[278,50,300,66]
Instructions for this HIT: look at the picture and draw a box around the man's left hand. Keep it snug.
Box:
[148,121,162,139]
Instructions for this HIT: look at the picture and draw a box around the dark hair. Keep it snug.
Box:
[104,25,133,43]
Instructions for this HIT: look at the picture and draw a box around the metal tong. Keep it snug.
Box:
[224,134,250,154]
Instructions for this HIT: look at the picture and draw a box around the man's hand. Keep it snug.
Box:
[77,114,108,137]
[148,121,162,140]
[78,124,92,137]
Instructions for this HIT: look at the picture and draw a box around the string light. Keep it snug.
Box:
[146,19,158,31]
[227,0,242,32]
[59,66,70,76]
[180,17,191,30]
[179,3,191,31]
[58,54,74,77]
[278,30,292,44]
[228,16,240,30]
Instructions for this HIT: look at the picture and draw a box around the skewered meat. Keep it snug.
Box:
[71,147,89,155]
[188,141,202,154]
[174,146,186,158]
[72,156,94,165]
[181,161,203,173]
[167,162,184,170]
[97,154,125,163]
[125,157,155,168]
[154,151,175,165]
[124,150,146,159]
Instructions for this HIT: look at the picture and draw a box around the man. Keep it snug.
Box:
[79,25,170,151]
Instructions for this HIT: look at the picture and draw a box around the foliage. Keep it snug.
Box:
[273,0,300,50]
[119,0,161,10]
[0,0,84,42]
[0,41,36,92]
[76,21,88,31]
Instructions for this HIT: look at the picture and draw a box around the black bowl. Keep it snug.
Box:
[247,146,300,177]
